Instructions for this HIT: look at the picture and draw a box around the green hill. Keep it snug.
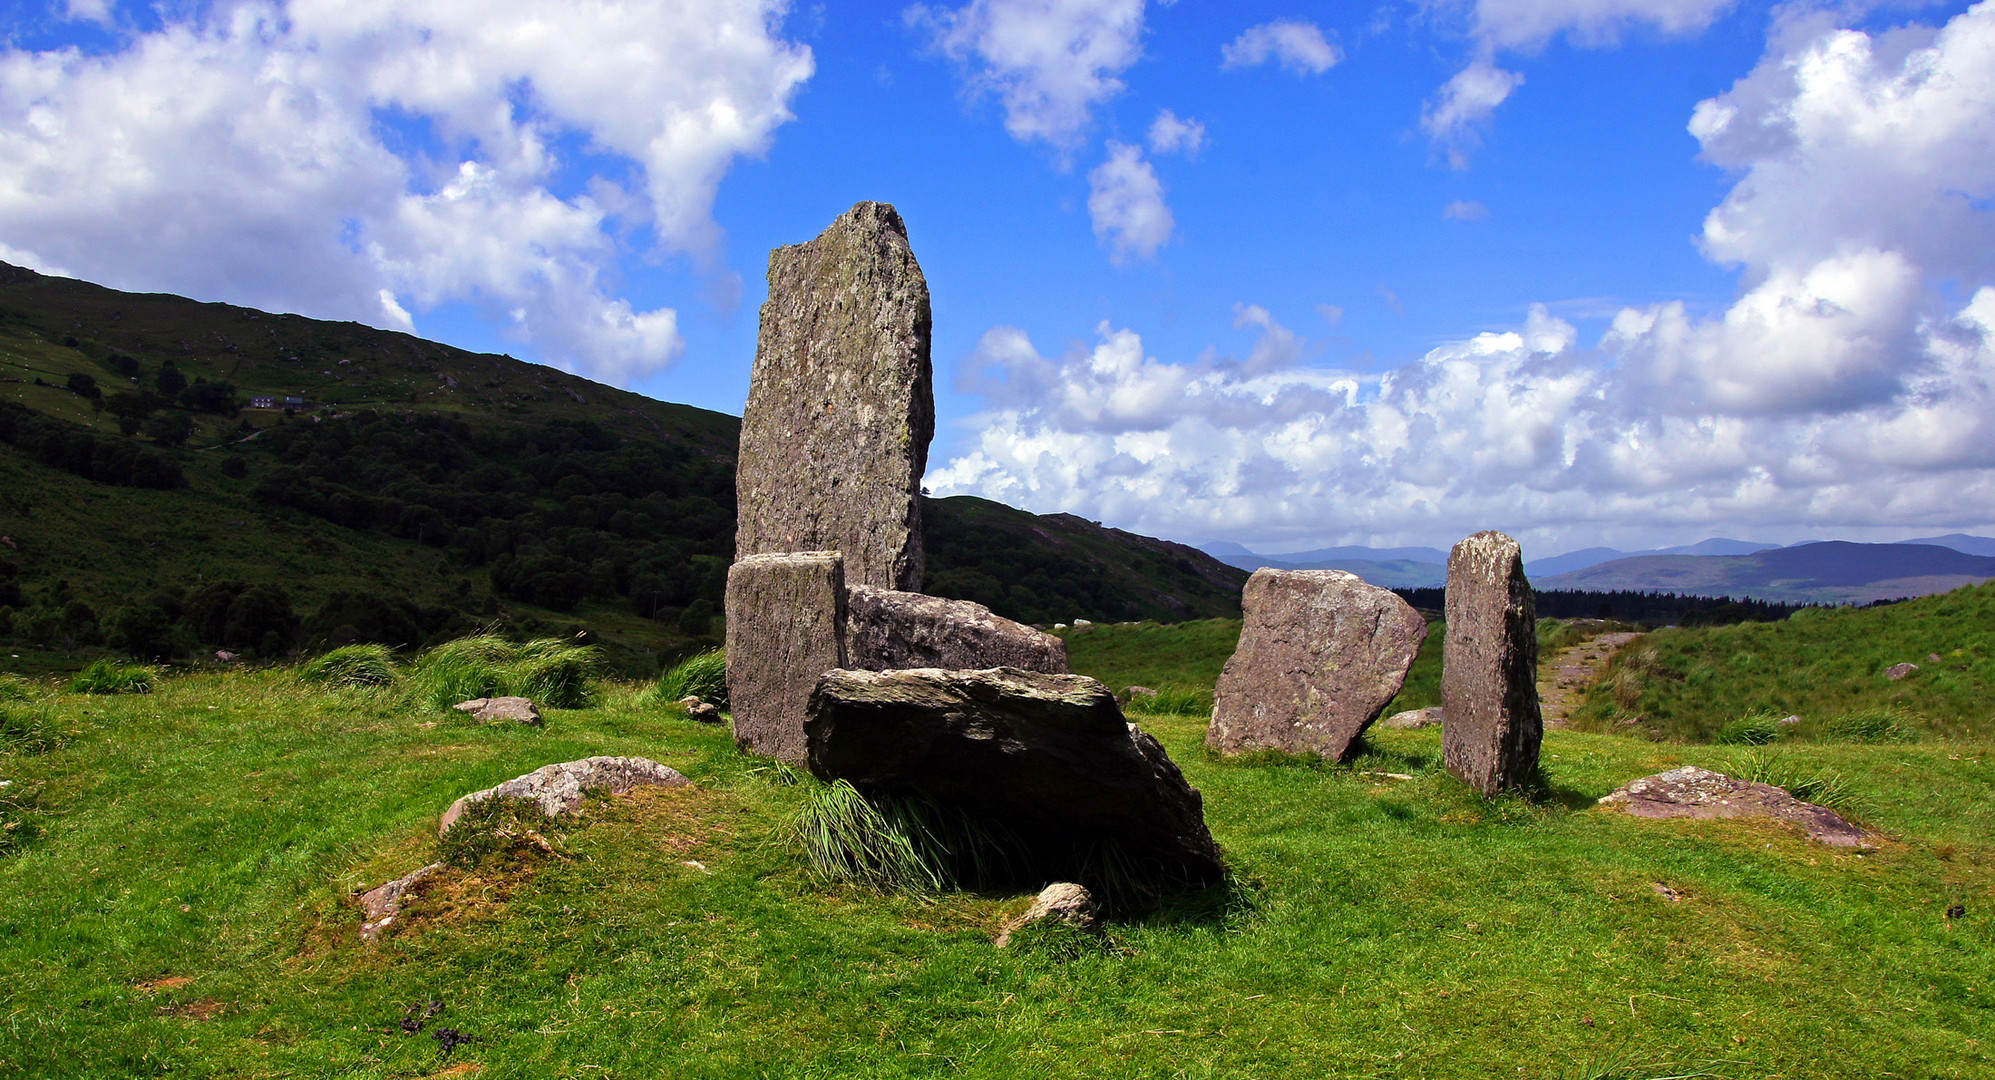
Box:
[0,262,1244,673]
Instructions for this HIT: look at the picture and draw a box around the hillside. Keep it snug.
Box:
[1538,541,1995,604]
[0,262,1244,672]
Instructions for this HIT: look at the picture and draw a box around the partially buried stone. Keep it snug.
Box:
[1885,662,1920,681]
[1442,531,1543,796]
[735,201,933,592]
[678,696,722,724]
[995,882,1099,947]
[1380,706,1444,730]
[438,756,688,836]
[1598,766,1874,849]
[725,551,848,764]
[358,862,444,942]
[452,696,543,726]
[805,667,1224,888]
[1207,569,1428,762]
[845,585,1068,674]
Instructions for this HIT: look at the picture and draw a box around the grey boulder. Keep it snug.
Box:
[1207,569,1428,762]
[452,696,543,726]
[725,551,848,764]
[1598,765,1874,849]
[805,667,1224,888]
[846,585,1068,674]
[1380,706,1444,730]
[438,756,689,836]
[995,882,1100,947]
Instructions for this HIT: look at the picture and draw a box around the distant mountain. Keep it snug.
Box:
[1899,533,1995,557]
[1524,537,1781,578]
[1537,541,1995,604]
[1196,542,1447,588]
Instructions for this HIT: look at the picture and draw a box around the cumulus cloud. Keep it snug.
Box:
[909,0,1146,150]
[934,5,1995,547]
[1421,58,1525,164]
[0,0,814,384]
[1147,108,1205,156]
[1443,199,1490,221]
[1220,19,1341,75]
[1087,141,1173,263]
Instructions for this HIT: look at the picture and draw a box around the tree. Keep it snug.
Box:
[155,361,188,398]
[143,411,192,447]
[65,372,101,399]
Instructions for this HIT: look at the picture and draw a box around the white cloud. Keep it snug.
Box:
[1087,141,1173,264]
[1220,19,1341,75]
[0,0,813,385]
[62,0,116,25]
[909,0,1146,151]
[1443,199,1489,221]
[935,6,1995,548]
[1421,58,1524,164]
[1147,108,1205,156]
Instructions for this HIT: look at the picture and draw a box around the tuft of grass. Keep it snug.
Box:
[1822,705,1913,743]
[1727,748,1869,818]
[299,643,398,688]
[436,795,575,872]
[648,648,727,709]
[0,702,65,755]
[67,657,156,695]
[0,674,32,701]
[793,780,948,896]
[1714,710,1782,746]
[1130,686,1212,717]
[404,634,601,711]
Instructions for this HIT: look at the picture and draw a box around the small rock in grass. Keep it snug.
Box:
[684,700,722,724]
[1118,686,1157,703]
[1381,706,1444,730]
[359,862,444,941]
[996,882,1099,947]
[1778,715,1802,726]
[1885,662,1919,681]
[1927,653,1943,663]
[1598,765,1873,849]
[439,756,689,836]
[452,697,543,726]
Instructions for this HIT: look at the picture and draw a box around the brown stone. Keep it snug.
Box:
[1885,662,1919,681]
[451,696,543,726]
[1598,766,1874,848]
[438,756,689,836]
[846,585,1068,674]
[1442,531,1543,795]
[725,551,848,763]
[736,201,934,592]
[805,667,1224,889]
[1207,569,1428,762]
[678,697,722,724]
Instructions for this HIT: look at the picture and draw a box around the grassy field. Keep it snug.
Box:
[1,635,1990,1078]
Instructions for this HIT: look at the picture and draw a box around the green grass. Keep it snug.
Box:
[0,652,1989,1078]
[298,643,398,688]
[66,657,156,695]
[403,634,601,710]
[647,647,728,708]
[1572,582,1995,743]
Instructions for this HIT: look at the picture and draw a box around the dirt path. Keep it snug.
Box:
[1538,631,1643,728]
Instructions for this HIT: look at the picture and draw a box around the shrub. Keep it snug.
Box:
[649,648,727,709]
[68,658,156,695]
[300,644,398,688]
[405,634,600,711]
[1715,711,1782,746]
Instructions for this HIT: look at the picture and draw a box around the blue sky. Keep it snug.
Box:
[3,0,1993,557]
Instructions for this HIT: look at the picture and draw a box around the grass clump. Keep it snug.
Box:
[648,648,727,708]
[404,634,601,711]
[1822,705,1913,743]
[1130,686,1212,717]
[0,702,65,755]
[1715,710,1783,745]
[437,795,574,872]
[299,643,398,688]
[793,780,951,896]
[0,674,32,701]
[67,657,156,695]
[1728,748,1869,817]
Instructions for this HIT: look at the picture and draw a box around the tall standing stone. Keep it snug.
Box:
[1441,531,1542,795]
[736,201,934,592]
[1207,569,1428,762]
[725,551,848,764]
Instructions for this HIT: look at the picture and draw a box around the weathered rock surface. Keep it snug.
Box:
[1381,706,1444,730]
[1442,531,1543,795]
[1598,766,1874,849]
[1885,662,1920,681]
[736,201,934,592]
[805,667,1224,887]
[725,551,848,764]
[678,696,722,724]
[358,862,444,941]
[1207,569,1428,762]
[846,585,1068,674]
[995,882,1099,947]
[438,756,688,836]
[452,696,543,726]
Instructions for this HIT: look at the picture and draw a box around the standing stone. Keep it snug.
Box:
[1441,531,1542,795]
[1206,569,1428,762]
[726,552,848,764]
[846,585,1069,674]
[736,201,934,592]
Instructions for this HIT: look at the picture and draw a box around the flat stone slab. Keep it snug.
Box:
[439,756,689,836]
[735,201,934,592]
[725,551,848,764]
[846,585,1068,674]
[452,697,542,726]
[1597,766,1875,849]
[806,667,1224,888]
[1208,569,1427,762]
